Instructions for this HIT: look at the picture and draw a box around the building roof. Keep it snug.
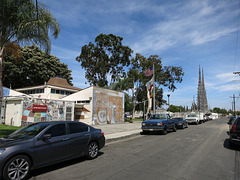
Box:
[47,77,82,91]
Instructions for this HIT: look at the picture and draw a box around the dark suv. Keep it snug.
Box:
[229,117,240,147]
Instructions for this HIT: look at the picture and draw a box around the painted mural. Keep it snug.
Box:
[92,88,124,125]
[21,97,74,126]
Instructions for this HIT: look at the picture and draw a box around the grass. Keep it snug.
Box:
[0,125,21,138]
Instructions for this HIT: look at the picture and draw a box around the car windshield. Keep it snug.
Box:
[150,114,167,120]
[7,122,50,140]
[187,115,198,117]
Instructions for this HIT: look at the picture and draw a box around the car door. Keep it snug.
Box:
[166,114,173,129]
[33,123,71,167]
[67,122,90,157]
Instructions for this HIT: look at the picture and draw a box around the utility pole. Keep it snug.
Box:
[230,94,239,116]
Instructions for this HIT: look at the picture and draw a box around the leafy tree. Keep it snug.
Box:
[3,45,72,88]
[0,0,60,96]
[168,105,185,112]
[76,33,132,87]
[212,107,228,114]
[124,93,133,112]
[125,53,184,117]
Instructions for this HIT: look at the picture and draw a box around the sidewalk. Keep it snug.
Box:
[93,121,142,143]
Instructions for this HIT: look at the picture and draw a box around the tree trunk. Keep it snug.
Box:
[0,48,3,123]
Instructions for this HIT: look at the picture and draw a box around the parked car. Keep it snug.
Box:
[228,117,240,148]
[228,116,236,125]
[0,121,105,180]
[185,114,200,125]
[172,117,188,129]
[141,113,177,135]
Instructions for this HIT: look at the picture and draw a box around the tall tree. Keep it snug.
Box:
[3,45,72,88]
[0,0,60,96]
[126,53,184,117]
[76,33,132,87]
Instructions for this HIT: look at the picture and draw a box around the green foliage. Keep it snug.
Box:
[124,93,133,112]
[127,53,184,109]
[0,0,60,54]
[168,105,186,112]
[212,107,228,114]
[76,33,132,87]
[3,45,72,88]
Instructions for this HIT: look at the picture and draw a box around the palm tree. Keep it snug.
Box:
[0,0,60,100]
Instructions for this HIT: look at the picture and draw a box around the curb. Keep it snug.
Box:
[105,130,141,143]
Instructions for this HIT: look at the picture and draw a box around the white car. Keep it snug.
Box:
[185,114,200,125]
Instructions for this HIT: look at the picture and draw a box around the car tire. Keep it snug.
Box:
[86,141,99,160]
[3,155,31,180]
[162,127,167,135]
[173,125,177,132]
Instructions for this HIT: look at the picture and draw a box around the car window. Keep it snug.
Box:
[8,123,50,140]
[68,122,88,134]
[44,124,66,137]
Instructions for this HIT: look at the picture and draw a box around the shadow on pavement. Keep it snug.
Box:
[30,152,104,178]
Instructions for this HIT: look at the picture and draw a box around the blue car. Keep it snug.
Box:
[141,113,177,135]
[172,117,188,129]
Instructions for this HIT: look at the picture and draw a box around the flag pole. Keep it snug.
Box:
[153,63,156,114]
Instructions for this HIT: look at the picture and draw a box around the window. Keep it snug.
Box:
[76,100,90,104]
[68,122,88,134]
[66,107,72,112]
[51,89,56,94]
[44,124,66,137]
[66,114,72,121]
[60,90,64,95]
[56,90,60,94]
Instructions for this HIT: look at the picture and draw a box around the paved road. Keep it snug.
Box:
[30,117,239,180]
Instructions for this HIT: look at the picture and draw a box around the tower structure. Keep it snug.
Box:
[197,66,208,112]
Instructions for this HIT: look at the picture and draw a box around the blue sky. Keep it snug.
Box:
[39,0,240,110]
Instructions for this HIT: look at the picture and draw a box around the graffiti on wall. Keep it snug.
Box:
[22,97,74,125]
[92,89,124,125]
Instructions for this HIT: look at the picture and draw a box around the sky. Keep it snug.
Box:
[39,0,240,110]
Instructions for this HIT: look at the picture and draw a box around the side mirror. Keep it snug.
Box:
[39,134,51,141]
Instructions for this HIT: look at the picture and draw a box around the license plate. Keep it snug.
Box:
[149,129,153,131]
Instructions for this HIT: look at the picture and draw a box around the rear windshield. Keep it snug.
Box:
[234,117,240,127]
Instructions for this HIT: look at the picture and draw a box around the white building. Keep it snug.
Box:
[2,77,124,126]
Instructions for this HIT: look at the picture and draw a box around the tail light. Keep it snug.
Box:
[232,125,237,132]
[101,130,105,136]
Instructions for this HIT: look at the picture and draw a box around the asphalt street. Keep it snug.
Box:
[30,117,239,180]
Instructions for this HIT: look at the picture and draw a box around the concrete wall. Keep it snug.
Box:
[62,87,93,124]
[92,87,124,125]
[5,100,22,127]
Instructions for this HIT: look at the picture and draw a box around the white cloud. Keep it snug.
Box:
[132,0,238,54]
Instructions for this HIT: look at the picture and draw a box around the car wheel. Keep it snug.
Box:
[86,141,99,159]
[162,127,167,135]
[3,155,31,180]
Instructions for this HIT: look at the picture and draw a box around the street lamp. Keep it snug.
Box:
[167,94,170,109]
